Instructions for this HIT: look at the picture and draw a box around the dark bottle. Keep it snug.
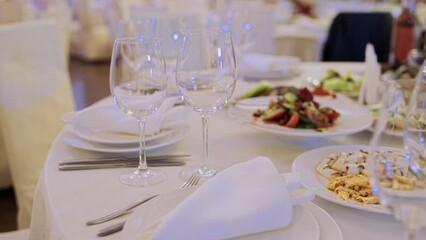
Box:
[419,30,426,50]
[394,0,417,64]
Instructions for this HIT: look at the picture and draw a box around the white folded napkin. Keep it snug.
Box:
[147,156,314,240]
[240,53,300,73]
[63,97,190,135]
[358,43,381,106]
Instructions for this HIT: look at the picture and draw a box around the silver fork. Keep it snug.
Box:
[87,173,201,226]
[96,173,201,237]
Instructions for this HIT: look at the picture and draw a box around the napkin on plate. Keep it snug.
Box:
[63,97,189,135]
[144,156,314,240]
[358,43,381,106]
[240,53,300,73]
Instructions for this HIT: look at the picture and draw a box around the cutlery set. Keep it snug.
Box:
[57,154,193,236]
[58,154,190,171]
[94,173,201,237]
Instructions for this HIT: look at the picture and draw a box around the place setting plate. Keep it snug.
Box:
[122,187,342,240]
[62,122,190,154]
[227,94,373,139]
[72,124,174,146]
[292,144,393,214]
[239,68,302,81]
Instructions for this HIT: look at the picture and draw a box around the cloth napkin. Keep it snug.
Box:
[358,43,381,106]
[144,156,314,240]
[63,97,189,135]
[240,53,300,73]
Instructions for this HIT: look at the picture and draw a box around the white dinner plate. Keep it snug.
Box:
[228,94,374,138]
[240,68,301,81]
[72,124,174,146]
[62,123,190,154]
[292,144,392,214]
[122,187,325,240]
[305,202,342,240]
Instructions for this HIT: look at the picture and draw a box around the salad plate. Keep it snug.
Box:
[62,123,190,154]
[228,94,373,138]
[292,145,393,214]
[122,187,330,240]
[302,62,364,98]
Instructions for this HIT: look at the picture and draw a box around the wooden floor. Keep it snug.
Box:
[0,58,111,232]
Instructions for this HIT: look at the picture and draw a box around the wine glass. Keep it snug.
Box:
[369,62,426,240]
[207,9,254,59]
[176,30,237,180]
[110,38,167,187]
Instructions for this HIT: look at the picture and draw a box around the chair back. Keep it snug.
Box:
[321,12,393,62]
[0,19,75,228]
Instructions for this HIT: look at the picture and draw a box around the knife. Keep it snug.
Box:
[59,161,185,171]
[59,154,191,166]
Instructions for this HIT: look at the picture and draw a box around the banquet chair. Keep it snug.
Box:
[0,20,75,229]
[70,0,113,61]
[321,12,393,63]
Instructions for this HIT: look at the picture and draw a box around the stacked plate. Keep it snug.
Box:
[122,188,343,240]
[61,98,190,154]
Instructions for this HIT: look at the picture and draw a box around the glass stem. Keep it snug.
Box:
[403,225,418,240]
[400,206,421,240]
[137,118,147,171]
[201,114,210,168]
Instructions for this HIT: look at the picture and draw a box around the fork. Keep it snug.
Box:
[87,173,201,226]
[96,173,201,237]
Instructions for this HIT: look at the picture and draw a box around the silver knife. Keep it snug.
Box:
[59,154,191,166]
[59,161,185,171]
[89,194,159,226]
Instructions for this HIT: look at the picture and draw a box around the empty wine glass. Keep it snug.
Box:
[176,30,237,180]
[401,60,426,238]
[207,10,254,59]
[369,62,426,240]
[110,38,167,187]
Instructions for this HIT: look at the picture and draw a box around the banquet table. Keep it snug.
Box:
[29,62,425,240]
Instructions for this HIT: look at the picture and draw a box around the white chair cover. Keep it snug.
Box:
[0,19,75,229]
[0,120,12,190]
[0,228,29,240]
[0,0,24,24]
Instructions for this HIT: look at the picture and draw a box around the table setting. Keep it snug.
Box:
[28,23,426,240]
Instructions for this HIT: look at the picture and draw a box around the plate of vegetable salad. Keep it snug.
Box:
[228,86,373,138]
[307,69,363,98]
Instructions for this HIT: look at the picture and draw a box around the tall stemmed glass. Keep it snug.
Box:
[369,62,426,240]
[401,60,426,239]
[110,38,167,187]
[176,30,236,179]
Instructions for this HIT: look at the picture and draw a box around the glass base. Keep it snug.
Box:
[180,163,221,181]
[120,168,166,187]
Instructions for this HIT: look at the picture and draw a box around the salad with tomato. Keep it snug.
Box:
[253,87,340,130]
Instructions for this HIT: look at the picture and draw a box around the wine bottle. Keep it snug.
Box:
[393,0,417,64]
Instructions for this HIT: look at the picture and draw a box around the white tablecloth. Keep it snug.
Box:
[29,62,424,240]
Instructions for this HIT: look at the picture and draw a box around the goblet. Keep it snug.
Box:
[110,38,167,187]
[369,61,426,240]
[176,30,237,180]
